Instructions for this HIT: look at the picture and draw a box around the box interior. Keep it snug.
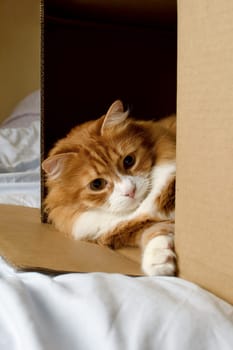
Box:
[42,0,177,217]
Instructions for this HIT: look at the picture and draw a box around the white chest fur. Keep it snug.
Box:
[135,162,176,219]
[71,162,176,240]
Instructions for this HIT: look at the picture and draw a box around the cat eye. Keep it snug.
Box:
[123,154,136,169]
[90,178,107,191]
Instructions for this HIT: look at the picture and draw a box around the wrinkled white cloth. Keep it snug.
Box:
[0,121,40,207]
[0,258,233,350]
[1,90,40,129]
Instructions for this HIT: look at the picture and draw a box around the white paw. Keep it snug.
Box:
[142,235,176,276]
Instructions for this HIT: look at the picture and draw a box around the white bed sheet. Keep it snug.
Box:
[0,258,233,350]
[0,92,233,350]
[0,100,40,208]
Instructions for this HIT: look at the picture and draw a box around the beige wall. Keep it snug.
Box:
[0,0,40,123]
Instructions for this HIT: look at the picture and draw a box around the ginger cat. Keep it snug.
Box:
[42,101,176,276]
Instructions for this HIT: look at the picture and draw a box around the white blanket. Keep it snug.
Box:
[0,92,233,350]
[0,258,233,350]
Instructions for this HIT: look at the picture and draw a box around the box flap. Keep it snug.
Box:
[0,205,142,275]
[176,0,233,304]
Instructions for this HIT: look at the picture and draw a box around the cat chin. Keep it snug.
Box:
[108,205,138,216]
[102,206,137,216]
[104,196,144,215]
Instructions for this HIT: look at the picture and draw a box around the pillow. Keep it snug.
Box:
[0,120,40,173]
[1,90,40,128]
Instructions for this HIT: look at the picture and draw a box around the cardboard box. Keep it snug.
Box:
[175,0,233,304]
[1,0,233,304]
[0,205,141,275]
[1,0,177,277]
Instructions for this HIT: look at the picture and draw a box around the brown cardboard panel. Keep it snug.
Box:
[176,0,233,304]
[0,205,142,275]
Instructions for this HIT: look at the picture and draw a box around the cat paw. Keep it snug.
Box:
[142,234,176,276]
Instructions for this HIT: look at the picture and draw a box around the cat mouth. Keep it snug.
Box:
[121,193,147,212]
[125,200,140,211]
[105,197,140,214]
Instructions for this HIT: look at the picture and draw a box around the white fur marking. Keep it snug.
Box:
[142,234,176,276]
[71,210,126,240]
[135,162,176,219]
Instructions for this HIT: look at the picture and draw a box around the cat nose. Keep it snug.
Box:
[125,185,136,199]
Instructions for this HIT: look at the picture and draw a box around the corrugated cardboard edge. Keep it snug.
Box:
[0,205,142,276]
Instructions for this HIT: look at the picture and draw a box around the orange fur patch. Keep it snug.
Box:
[141,220,175,248]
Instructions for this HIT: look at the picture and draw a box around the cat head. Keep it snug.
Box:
[42,100,174,216]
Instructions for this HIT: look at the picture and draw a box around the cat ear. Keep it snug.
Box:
[101,100,129,135]
[42,152,76,179]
